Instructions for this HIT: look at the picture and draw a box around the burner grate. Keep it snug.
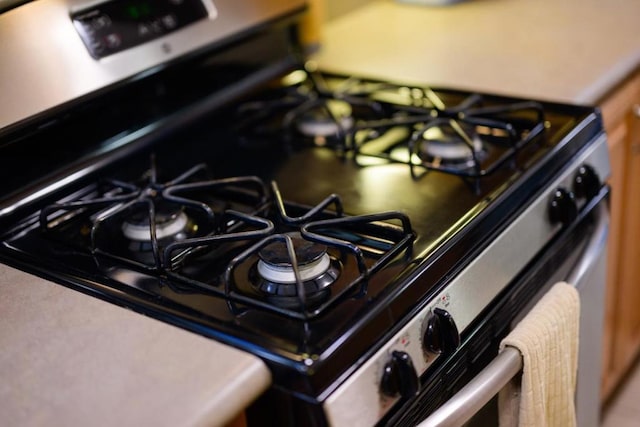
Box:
[164,181,415,320]
[234,69,403,151]
[233,69,547,193]
[38,162,415,321]
[352,95,546,183]
[39,158,272,271]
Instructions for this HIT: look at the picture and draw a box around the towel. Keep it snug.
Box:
[498,282,580,427]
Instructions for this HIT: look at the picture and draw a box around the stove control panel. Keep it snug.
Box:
[72,0,213,59]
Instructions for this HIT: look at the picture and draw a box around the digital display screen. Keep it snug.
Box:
[72,0,209,59]
[124,2,154,19]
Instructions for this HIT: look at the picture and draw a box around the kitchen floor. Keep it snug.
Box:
[601,359,640,426]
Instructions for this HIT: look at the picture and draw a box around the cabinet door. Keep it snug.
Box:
[613,100,640,375]
[599,70,640,401]
[602,121,627,398]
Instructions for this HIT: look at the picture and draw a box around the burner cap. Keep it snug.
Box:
[251,233,341,308]
[419,126,484,166]
[257,234,331,284]
[122,208,190,243]
[296,99,354,137]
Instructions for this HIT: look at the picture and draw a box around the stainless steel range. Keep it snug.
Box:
[0,1,610,426]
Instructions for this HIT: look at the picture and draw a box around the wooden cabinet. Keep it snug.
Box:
[300,0,325,52]
[599,69,640,400]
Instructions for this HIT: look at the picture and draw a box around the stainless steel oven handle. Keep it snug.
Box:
[417,202,608,427]
[416,346,523,427]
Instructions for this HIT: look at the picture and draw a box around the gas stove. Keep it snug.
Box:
[0,1,609,426]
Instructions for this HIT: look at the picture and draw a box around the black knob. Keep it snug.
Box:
[573,165,601,200]
[548,188,578,226]
[380,351,419,398]
[423,307,460,355]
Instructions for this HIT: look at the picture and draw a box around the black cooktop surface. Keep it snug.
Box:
[0,69,602,396]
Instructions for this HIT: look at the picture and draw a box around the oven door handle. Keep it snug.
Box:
[416,346,522,427]
[416,202,608,427]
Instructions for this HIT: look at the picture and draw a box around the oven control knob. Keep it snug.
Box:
[548,188,578,226]
[423,307,460,355]
[573,164,601,200]
[380,351,419,398]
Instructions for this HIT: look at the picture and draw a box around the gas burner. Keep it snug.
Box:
[295,99,355,138]
[234,70,398,151]
[39,160,272,271]
[250,232,340,308]
[418,124,485,168]
[121,206,196,254]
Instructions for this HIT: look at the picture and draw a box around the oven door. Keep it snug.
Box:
[413,200,609,427]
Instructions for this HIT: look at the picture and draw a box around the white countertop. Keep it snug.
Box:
[0,265,271,427]
[312,0,640,104]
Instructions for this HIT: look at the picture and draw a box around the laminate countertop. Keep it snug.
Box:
[312,0,640,104]
[0,265,271,427]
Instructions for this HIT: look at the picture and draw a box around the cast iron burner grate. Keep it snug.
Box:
[39,157,273,271]
[38,159,415,321]
[165,181,414,320]
[351,93,546,180]
[234,68,546,192]
[233,68,421,151]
